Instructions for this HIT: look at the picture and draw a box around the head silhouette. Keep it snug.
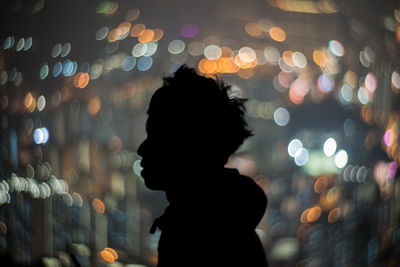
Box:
[137,65,252,191]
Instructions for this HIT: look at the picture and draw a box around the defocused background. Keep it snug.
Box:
[0,0,400,266]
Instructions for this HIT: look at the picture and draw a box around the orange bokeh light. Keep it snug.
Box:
[313,50,326,67]
[74,72,90,89]
[328,207,341,223]
[307,206,321,223]
[151,28,164,41]
[92,198,105,213]
[245,22,263,37]
[269,26,286,42]
[118,21,132,35]
[88,97,101,116]
[138,29,154,43]
[314,176,328,193]
[282,50,294,67]
[100,250,114,262]
[104,248,118,260]
[130,24,146,37]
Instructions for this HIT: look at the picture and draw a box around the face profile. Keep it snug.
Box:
[137,65,252,192]
[137,65,268,267]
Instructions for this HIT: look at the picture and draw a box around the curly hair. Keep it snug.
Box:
[147,65,252,163]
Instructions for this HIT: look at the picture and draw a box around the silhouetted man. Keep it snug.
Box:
[138,66,268,267]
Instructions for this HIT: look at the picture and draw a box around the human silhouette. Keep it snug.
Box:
[138,66,268,267]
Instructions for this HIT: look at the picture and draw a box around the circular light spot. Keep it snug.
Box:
[96,27,109,41]
[334,150,348,168]
[181,24,199,38]
[52,43,62,58]
[88,97,101,116]
[62,60,74,76]
[384,129,394,147]
[329,40,345,57]
[269,27,286,42]
[288,139,303,158]
[391,71,400,90]
[144,42,158,56]
[16,38,24,51]
[204,44,222,60]
[137,56,153,71]
[245,22,262,37]
[264,46,280,64]
[132,43,147,57]
[168,40,185,54]
[53,62,63,77]
[328,208,341,223]
[292,51,307,68]
[152,28,164,42]
[122,56,136,71]
[130,23,145,37]
[61,43,71,57]
[40,64,49,80]
[138,29,154,43]
[339,84,353,104]
[125,8,140,21]
[294,148,309,166]
[37,95,46,111]
[317,74,334,92]
[273,107,290,126]
[357,87,369,104]
[4,36,15,50]
[365,72,377,92]
[238,47,256,63]
[23,37,32,51]
[0,71,7,85]
[92,198,105,213]
[323,138,337,157]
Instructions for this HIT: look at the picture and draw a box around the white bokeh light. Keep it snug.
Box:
[323,138,337,157]
[273,107,290,126]
[288,139,303,158]
[334,149,348,168]
[294,148,309,166]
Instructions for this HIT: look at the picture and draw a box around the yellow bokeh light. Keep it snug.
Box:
[269,26,286,42]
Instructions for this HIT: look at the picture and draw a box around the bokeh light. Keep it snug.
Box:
[288,139,303,158]
[273,107,290,126]
[168,40,185,54]
[334,150,348,168]
[181,24,199,38]
[269,26,286,42]
[294,148,309,166]
[323,138,337,157]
